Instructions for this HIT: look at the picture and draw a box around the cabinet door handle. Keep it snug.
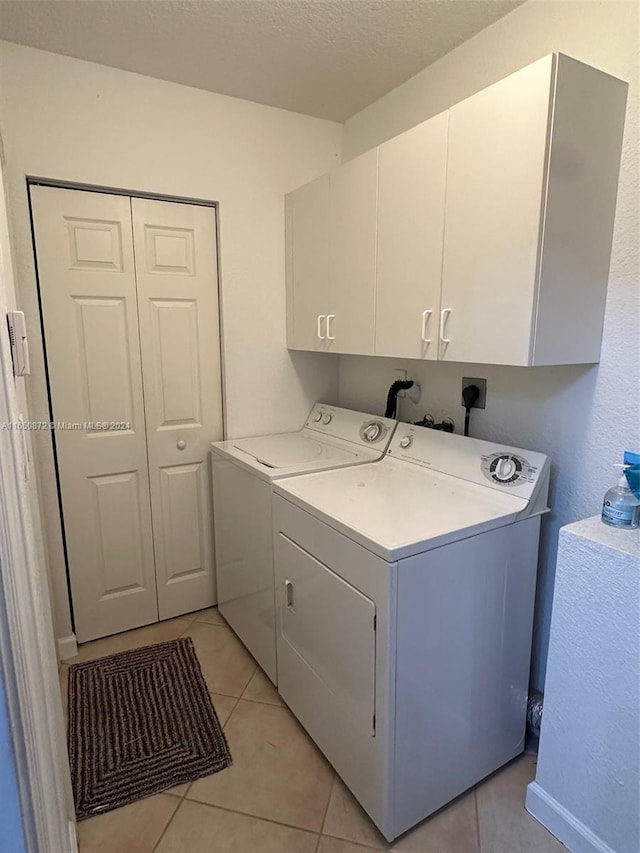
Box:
[421,310,432,344]
[326,314,336,341]
[285,579,295,608]
[317,314,326,340]
[439,308,451,345]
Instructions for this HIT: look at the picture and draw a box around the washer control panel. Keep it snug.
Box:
[481,452,538,487]
[387,423,548,501]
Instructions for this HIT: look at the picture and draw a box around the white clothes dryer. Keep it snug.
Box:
[272,422,550,841]
[210,404,396,684]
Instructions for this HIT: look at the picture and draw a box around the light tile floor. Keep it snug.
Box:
[59,609,566,853]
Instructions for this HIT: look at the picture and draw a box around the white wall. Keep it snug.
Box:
[526,518,640,853]
[0,42,342,643]
[338,0,639,690]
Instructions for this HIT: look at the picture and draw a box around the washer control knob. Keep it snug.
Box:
[399,435,413,449]
[313,411,323,422]
[177,440,186,450]
[322,413,332,425]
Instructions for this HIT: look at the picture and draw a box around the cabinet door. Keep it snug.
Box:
[376,113,448,359]
[285,174,330,350]
[440,55,554,365]
[329,149,378,355]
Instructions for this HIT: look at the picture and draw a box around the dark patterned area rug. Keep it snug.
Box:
[68,637,232,820]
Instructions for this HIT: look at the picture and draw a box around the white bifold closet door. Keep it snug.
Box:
[30,186,222,643]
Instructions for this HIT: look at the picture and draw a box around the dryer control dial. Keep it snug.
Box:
[322,413,333,425]
[481,452,535,487]
[399,435,413,449]
[360,421,385,443]
[312,411,323,423]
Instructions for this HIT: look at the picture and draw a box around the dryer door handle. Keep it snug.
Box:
[285,579,295,609]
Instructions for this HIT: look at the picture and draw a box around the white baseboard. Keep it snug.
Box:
[526,782,617,853]
[56,634,77,661]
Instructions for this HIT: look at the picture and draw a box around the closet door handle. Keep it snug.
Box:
[421,310,432,344]
[285,579,295,609]
[317,314,326,340]
[326,314,335,341]
[177,440,186,450]
[439,308,451,345]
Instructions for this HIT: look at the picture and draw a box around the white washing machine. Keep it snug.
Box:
[210,404,396,684]
[272,422,550,842]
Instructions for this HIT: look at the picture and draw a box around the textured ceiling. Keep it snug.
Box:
[0,0,525,121]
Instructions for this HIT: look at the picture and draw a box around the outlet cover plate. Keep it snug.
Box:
[394,368,408,396]
[461,377,487,410]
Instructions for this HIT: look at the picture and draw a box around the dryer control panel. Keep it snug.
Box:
[304,404,396,449]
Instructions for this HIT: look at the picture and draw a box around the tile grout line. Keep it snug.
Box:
[234,694,285,708]
[239,663,260,698]
[219,692,242,733]
[474,787,482,853]
[323,837,384,852]
[150,792,182,853]
[314,773,337,853]
[169,794,324,841]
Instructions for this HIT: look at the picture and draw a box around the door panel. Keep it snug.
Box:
[376,113,448,359]
[31,186,158,642]
[73,296,135,424]
[440,56,553,365]
[150,299,201,425]
[329,149,378,355]
[132,197,222,619]
[89,471,148,595]
[277,534,376,735]
[285,175,330,350]
[159,462,208,582]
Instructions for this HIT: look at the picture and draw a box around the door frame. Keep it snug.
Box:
[1,169,75,850]
[26,177,227,646]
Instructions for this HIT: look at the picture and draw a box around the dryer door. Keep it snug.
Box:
[276,534,376,735]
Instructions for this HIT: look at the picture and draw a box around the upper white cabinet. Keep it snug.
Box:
[285,173,330,351]
[329,149,378,355]
[285,53,627,367]
[440,53,627,366]
[285,152,377,355]
[375,112,448,360]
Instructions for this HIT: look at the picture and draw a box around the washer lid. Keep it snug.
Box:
[233,433,359,468]
[273,458,530,561]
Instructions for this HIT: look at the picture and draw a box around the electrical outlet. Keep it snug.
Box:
[461,377,487,409]
[394,368,408,396]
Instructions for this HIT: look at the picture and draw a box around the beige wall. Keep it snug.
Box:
[338,0,639,690]
[0,42,342,644]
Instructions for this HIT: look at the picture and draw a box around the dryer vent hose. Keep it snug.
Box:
[385,380,414,419]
